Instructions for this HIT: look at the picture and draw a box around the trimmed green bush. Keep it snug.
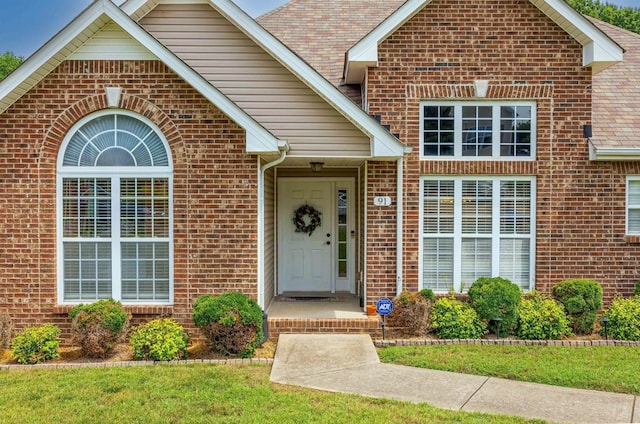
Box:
[552,279,603,334]
[69,299,130,358]
[192,293,263,358]
[11,323,60,365]
[418,288,436,302]
[516,292,572,340]
[634,281,640,297]
[130,318,190,361]
[468,277,521,337]
[601,296,640,341]
[431,296,487,339]
[386,291,433,336]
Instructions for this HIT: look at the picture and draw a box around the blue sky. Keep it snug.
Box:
[0,0,637,58]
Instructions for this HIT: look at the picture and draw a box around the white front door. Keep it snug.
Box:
[277,178,355,294]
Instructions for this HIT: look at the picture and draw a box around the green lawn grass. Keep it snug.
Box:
[0,364,544,423]
[379,344,640,395]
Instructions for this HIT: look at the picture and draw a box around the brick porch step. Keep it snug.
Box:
[267,317,381,341]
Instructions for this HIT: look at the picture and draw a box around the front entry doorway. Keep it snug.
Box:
[277,178,355,295]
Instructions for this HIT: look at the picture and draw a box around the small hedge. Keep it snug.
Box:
[192,293,263,358]
[386,291,433,336]
[130,318,190,361]
[516,292,572,340]
[431,296,487,339]
[468,277,521,337]
[11,323,60,365]
[601,296,640,341]
[69,299,130,358]
[552,279,603,334]
[634,281,640,297]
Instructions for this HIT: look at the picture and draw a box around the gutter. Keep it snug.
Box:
[396,157,404,296]
[257,141,289,308]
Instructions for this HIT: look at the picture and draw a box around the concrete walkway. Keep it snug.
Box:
[270,334,639,424]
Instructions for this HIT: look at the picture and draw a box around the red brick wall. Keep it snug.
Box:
[366,162,398,304]
[365,0,640,303]
[0,60,258,342]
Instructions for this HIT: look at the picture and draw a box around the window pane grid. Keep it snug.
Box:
[63,242,112,302]
[121,242,170,302]
[423,105,455,156]
[62,178,111,238]
[121,178,169,239]
[422,238,453,291]
[501,105,532,157]
[421,178,533,292]
[500,239,530,289]
[423,180,454,233]
[422,102,534,159]
[462,106,492,157]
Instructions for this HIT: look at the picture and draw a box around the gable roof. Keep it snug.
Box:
[0,0,285,154]
[588,18,640,160]
[258,0,406,103]
[123,0,409,159]
[344,0,624,83]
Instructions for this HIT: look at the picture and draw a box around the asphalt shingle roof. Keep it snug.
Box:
[589,18,640,149]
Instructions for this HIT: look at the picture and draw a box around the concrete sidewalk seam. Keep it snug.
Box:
[459,375,491,412]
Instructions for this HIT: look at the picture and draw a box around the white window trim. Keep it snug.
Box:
[56,110,174,305]
[420,101,537,161]
[419,176,536,293]
[627,176,640,235]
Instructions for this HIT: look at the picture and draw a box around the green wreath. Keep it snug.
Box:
[293,204,322,236]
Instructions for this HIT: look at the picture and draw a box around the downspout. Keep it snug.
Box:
[396,157,403,296]
[257,141,289,308]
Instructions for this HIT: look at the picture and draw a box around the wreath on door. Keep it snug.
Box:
[293,204,322,236]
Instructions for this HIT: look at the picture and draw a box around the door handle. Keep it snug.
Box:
[326,241,331,245]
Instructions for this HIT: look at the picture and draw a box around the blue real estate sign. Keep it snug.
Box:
[376,297,394,316]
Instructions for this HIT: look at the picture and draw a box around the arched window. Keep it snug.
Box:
[57,111,173,304]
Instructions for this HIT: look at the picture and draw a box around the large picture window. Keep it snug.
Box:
[420,177,535,292]
[421,102,535,159]
[57,111,173,304]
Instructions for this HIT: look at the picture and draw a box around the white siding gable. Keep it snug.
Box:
[70,22,157,60]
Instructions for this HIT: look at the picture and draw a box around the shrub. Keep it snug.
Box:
[634,281,640,297]
[69,299,130,358]
[130,318,190,361]
[11,323,60,365]
[468,277,521,337]
[516,292,572,340]
[192,293,263,358]
[431,296,487,339]
[418,288,436,302]
[601,296,640,341]
[0,311,11,349]
[386,291,433,336]
[552,279,603,334]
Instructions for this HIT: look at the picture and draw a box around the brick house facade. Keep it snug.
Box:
[363,0,637,297]
[0,0,638,341]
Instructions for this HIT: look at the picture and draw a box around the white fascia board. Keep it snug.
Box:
[531,0,623,72]
[0,0,281,154]
[0,2,110,113]
[208,0,408,159]
[589,142,640,161]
